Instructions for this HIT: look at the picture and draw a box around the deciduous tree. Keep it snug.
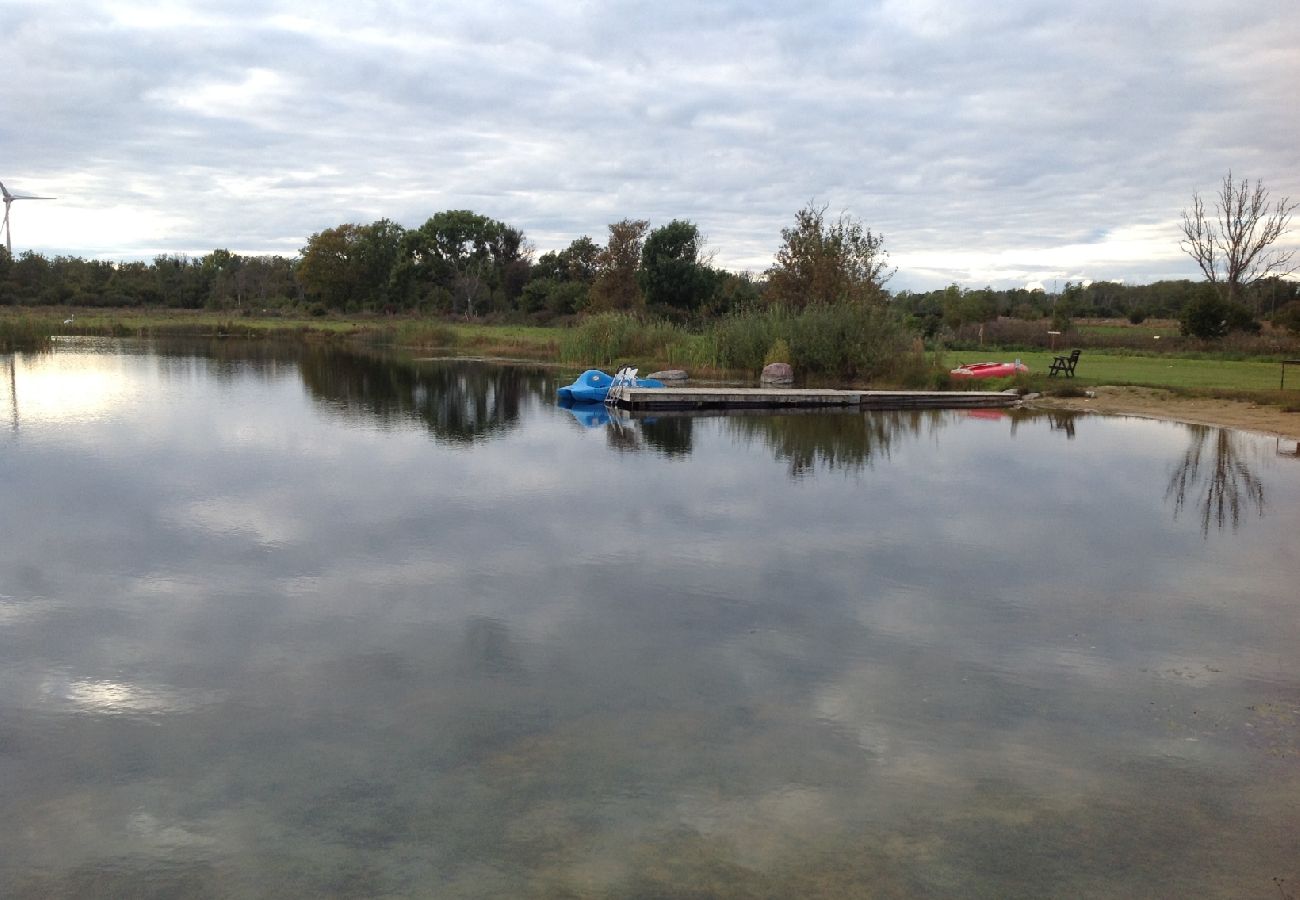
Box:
[1180,172,1297,308]
[638,219,714,317]
[589,219,648,312]
[765,203,893,308]
[390,211,528,316]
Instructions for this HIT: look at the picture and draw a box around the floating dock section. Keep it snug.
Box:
[607,386,1019,412]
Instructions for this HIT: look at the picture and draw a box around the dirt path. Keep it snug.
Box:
[1024,385,1300,440]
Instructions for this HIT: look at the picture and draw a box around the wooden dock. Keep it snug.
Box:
[607,385,1019,412]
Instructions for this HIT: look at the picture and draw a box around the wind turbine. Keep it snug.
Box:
[1,180,55,256]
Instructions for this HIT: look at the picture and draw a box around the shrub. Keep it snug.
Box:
[1276,301,1300,335]
[1179,294,1259,339]
[1224,303,1261,334]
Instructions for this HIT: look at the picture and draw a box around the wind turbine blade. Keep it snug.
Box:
[1,182,54,200]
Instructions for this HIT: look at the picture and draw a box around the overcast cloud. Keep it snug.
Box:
[2,0,1297,289]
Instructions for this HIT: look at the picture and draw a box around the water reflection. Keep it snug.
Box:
[1045,409,1078,439]
[638,415,694,457]
[3,346,1299,897]
[6,354,16,433]
[725,409,942,477]
[298,350,545,444]
[461,616,522,676]
[1165,425,1266,534]
[559,400,610,429]
[1005,408,1081,440]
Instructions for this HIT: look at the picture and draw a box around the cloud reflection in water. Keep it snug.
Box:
[1,344,1298,897]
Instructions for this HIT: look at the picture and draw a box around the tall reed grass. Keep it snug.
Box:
[559,312,708,367]
[711,302,916,381]
[560,305,923,382]
[385,321,461,349]
[0,317,54,351]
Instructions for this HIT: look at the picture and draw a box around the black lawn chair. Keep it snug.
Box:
[1048,349,1081,377]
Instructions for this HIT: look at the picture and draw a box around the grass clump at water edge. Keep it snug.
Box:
[0,316,55,351]
[559,312,708,368]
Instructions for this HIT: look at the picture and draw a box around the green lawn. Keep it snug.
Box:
[946,349,1291,392]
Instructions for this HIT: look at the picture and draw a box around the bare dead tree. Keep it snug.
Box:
[1165,425,1265,535]
[1180,172,1298,306]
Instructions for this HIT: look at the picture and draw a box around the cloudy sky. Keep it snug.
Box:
[2,0,1297,290]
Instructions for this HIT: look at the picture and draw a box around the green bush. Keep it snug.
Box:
[1180,294,1259,339]
[1275,301,1300,335]
[1224,303,1261,334]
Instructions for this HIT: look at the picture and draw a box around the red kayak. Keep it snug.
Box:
[950,360,1029,379]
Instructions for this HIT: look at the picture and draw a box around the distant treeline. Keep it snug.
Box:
[1,207,1296,333]
[894,277,1298,334]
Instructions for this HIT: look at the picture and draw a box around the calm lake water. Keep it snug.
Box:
[2,339,1298,898]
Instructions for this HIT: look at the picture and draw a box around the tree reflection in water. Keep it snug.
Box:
[1165,425,1266,535]
[297,349,544,444]
[639,416,694,457]
[726,409,942,477]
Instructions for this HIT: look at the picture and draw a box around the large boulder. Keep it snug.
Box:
[646,369,688,382]
[760,362,794,384]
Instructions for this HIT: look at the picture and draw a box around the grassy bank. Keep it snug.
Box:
[0,307,565,358]
[6,307,1299,405]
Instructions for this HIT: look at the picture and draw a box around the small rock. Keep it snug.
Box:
[646,369,688,382]
[760,362,794,384]
[1022,392,1041,401]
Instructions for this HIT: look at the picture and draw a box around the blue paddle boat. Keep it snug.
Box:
[557,368,664,403]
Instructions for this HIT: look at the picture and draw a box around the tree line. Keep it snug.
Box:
[0,247,298,311]
[895,276,1298,335]
[0,204,888,321]
[2,186,1296,339]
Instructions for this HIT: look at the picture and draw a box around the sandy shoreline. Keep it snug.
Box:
[1023,385,1300,441]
